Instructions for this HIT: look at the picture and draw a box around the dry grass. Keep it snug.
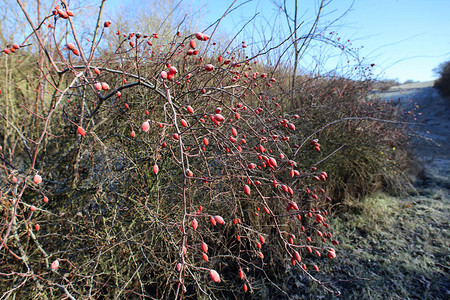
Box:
[290,189,450,299]
[232,186,449,299]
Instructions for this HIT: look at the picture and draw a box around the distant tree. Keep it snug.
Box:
[403,79,415,84]
[373,79,399,92]
[434,60,450,98]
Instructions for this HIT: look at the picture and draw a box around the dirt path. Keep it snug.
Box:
[381,81,450,189]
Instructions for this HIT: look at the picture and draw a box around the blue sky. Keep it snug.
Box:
[105,0,450,83]
[196,0,450,82]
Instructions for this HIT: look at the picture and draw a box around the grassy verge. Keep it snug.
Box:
[303,189,449,299]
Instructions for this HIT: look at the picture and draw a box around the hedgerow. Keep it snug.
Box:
[0,1,411,299]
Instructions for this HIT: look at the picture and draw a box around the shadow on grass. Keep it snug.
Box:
[305,191,450,299]
[263,190,449,299]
